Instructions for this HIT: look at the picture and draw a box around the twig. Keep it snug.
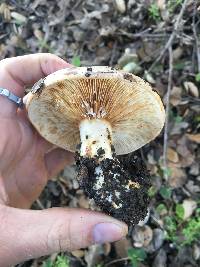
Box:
[36,199,45,209]
[117,28,170,39]
[109,40,118,66]
[0,33,9,40]
[150,214,164,230]
[147,0,188,73]
[118,27,152,37]
[163,46,173,180]
[105,257,129,267]
[192,1,200,73]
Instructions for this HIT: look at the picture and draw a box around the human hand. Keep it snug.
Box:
[0,54,128,266]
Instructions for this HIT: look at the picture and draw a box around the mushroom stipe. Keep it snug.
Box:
[26,66,165,226]
[76,148,151,226]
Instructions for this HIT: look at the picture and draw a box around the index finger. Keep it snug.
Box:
[0,53,71,97]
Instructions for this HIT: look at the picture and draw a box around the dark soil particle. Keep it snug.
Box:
[123,73,134,82]
[85,72,91,77]
[75,150,151,226]
[97,147,105,157]
[87,67,93,72]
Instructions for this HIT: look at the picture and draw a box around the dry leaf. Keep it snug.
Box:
[103,242,111,256]
[182,199,197,220]
[184,81,199,98]
[177,136,194,167]
[115,0,126,13]
[170,121,189,135]
[78,195,89,209]
[193,244,200,260]
[170,86,182,106]
[114,238,132,257]
[11,11,27,23]
[144,71,156,84]
[0,3,11,21]
[132,225,153,247]
[172,47,183,60]
[33,29,43,40]
[71,249,85,258]
[186,180,200,194]
[85,244,103,267]
[186,134,200,144]
[156,0,166,10]
[168,164,187,188]
[167,147,179,163]
[189,162,199,176]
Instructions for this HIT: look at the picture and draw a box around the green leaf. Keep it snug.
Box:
[128,248,147,261]
[164,216,177,243]
[148,3,161,21]
[167,0,184,13]
[195,73,200,82]
[182,217,200,245]
[174,115,183,123]
[42,259,53,267]
[54,255,69,267]
[175,204,184,220]
[194,115,200,123]
[196,208,200,215]
[148,186,157,197]
[162,167,172,178]
[130,257,138,267]
[156,203,167,214]
[174,62,185,70]
[159,186,172,199]
[72,56,81,67]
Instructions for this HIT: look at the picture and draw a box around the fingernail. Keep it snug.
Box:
[93,223,127,244]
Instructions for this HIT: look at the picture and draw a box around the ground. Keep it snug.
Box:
[0,0,200,267]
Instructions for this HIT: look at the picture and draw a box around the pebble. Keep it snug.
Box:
[132,225,153,247]
[182,199,197,220]
[193,244,200,260]
[73,29,85,42]
[145,229,165,253]
[115,0,126,14]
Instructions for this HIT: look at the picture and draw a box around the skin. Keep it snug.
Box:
[0,54,128,266]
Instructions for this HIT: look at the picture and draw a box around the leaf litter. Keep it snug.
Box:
[1,0,199,266]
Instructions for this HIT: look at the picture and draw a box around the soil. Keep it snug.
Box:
[75,150,151,226]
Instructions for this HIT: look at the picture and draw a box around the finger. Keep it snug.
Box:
[0,206,128,266]
[0,53,72,115]
[17,107,56,154]
[44,148,75,178]
[0,53,71,96]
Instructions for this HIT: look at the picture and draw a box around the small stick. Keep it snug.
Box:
[36,199,45,209]
[105,257,129,267]
[147,0,189,73]
[109,40,118,66]
[192,0,200,73]
[163,46,173,180]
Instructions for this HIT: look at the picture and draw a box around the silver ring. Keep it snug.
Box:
[0,87,24,108]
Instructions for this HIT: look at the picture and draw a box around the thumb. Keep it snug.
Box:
[0,205,128,266]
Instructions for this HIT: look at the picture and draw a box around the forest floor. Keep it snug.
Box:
[0,0,200,267]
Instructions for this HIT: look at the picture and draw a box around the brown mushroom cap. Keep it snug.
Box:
[26,66,165,155]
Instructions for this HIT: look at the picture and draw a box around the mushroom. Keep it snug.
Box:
[26,66,165,225]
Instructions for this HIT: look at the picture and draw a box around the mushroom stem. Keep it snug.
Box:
[79,119,113,160]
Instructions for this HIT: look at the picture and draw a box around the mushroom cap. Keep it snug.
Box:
[26,66,165,155]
